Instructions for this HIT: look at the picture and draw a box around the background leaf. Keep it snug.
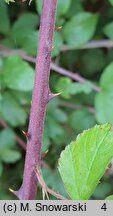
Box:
[11,12,38,45]
[0,128,15,149]
[0,0,10,34]
[103,22,113,40]
[95,91,113,124]
[1,150,21,163]
[0,163,3,177]
[108,0,113,6]
[0,128,21,164]
[63,12,98,48]
[95,62,113,124]
[93,182,112,199]
[81,49,106,77]
[5,0,15,3]
[52,32,63,57]
[56,0,71,17]
[100,62,113,91]
[69,108,96,132]
[0,92,27,126]
[42,98,66,151]
[55,77,92,98]
[105,195,113,200]
[3,55,34,91]
[42,167,68,198]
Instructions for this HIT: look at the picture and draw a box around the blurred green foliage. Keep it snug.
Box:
[58,124,113,200]
[0,0,113,199]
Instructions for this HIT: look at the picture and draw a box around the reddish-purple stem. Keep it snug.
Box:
[15,0,57,200]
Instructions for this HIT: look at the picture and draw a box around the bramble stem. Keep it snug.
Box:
[15,0,57,200]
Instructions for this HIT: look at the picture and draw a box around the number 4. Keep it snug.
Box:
[101,203,107,211]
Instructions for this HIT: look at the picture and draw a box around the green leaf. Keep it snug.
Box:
[63,12,98,48]
[45,118,65,144]
[42,98,67,151]
[108,0,113,6]
[100,62,113,91]
[0,128,21,163]
[66,0,83,18]
[105,195,113,200]
[103,22,113,40]
[11,12,38,33]
[67,82,92,95]
[3,55,34,91]
[95,62,113,125]
[81,49,106,76]
[69,108,96,132]
[0,0,10,34]
[58,124,113,200]
[93,182,112,198]
[0,58,3,69]
[56,0,71,17]
[21,31,38,56]
[55,77,92,98]
[95,91,113,124]
[35,0,42,14]
[42,126,51,152]
[0,92,27,126]
[42,119,65,151]
[1,150,21,163]
[53,109,67,123]
[11,90,32,106]
[0,58,5,88]
[11,13,38,46]
[52,32,63,57]
[55,77,71,98]
[0,128,16,150]
[5,0,15,3]
[0,163,3,176]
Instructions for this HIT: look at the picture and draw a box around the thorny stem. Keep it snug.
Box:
[14,0,57,200]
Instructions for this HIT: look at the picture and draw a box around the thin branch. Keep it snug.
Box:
[14,0,57,200]
[1,39,113,54]
[15,136,26,151]
[59,100,95,114]
[0,47,100,92]
[51,63,101,92]
[0,118,26,150]
[61,39,113,51]
[0,118,54,182]
[35,168,68,200]
[0,118,49,161]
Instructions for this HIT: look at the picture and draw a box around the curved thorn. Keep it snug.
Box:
[48,92,61,102]
[54,26,62,31]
